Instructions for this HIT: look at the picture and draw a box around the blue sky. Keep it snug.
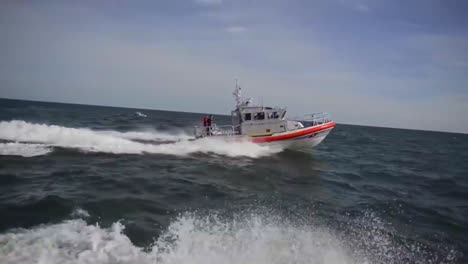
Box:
[1,0,467,133]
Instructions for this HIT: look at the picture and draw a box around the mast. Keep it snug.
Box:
[233,78,242,107]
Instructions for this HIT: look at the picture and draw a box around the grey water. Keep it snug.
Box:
[0,98,467,263]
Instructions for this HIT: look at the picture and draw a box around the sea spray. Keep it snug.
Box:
[0,142,52,157]
[0,213,354,264]
[0,210,455,264]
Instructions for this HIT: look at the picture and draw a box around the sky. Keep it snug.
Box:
[1,0,467,133]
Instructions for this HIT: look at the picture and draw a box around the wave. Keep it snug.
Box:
[0,120,280,158]
[0,142,51,157]
[153,213,354,264]
[0,214,354,264]
[135,112,147,118]
[71,208,91,218]
[0,211,452,264]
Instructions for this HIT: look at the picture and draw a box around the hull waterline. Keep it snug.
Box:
[196,122,336,152]
[252,122,335,151]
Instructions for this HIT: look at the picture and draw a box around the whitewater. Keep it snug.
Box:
[0,209,408,264]
[0,142,52,157]
[0,120,281,158]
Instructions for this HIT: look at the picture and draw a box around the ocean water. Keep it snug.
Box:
[0,98,467,264]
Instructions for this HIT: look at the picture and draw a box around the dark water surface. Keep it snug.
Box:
[0,98,467,263]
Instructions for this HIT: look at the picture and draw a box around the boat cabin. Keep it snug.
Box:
[193,80,309,138]
[232,106,289,136]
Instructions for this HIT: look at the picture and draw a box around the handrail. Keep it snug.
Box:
[290,112,332,127]
[193,124,240,138]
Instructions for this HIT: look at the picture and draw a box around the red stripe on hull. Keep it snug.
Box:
[251,122,336,143]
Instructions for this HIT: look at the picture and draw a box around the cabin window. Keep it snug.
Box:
[244,113,251,121]
[268,112,280,119]
[281,111,286,119]
[254,112,265,120]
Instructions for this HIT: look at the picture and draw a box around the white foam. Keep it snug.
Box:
[71,208,90,218]
[153,214,354,264]
[0,142,51,157]
[0,220,150,264]
[0,214,355,264]
[0,211,449,264]
[0,120,280,158]
[100,130,193,142]
[135,112,147,118]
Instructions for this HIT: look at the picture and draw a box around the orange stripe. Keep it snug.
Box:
[251,122,336,143]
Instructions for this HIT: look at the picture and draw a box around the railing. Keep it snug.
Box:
[193,124,240,138]
[290,112,332,127]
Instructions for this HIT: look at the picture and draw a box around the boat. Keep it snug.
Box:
[193,80,336,151]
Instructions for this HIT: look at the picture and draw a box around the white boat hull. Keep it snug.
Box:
[265,129,331,152]
[199,122,335,152]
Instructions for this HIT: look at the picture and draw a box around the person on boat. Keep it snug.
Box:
[203,115,209,135]
[210,115,215,135]
[206,115,212,135]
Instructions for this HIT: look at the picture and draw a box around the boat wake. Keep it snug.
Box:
[0,209,453,264]
[0,120,281,158]
[99,130,193,143]
[0,142,52,157]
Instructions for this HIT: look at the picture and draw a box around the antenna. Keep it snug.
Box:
[233,78,242,107]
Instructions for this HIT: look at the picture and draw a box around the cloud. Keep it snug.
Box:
[194,0,223,5]
[355,3,371,12]
[225,26,246,34]
[406,34,468,70]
